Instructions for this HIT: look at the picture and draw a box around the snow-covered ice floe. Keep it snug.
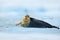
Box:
[0,32,60,40]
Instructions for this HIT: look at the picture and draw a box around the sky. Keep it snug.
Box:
[0,0,60,40]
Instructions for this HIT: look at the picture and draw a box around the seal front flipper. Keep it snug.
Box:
[16,22,21,26]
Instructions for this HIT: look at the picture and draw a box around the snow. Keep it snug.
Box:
[0,32,60,40]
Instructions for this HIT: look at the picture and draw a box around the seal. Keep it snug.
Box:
[16,15,60,29]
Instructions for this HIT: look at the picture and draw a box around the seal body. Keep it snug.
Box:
[16,15,59,29]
